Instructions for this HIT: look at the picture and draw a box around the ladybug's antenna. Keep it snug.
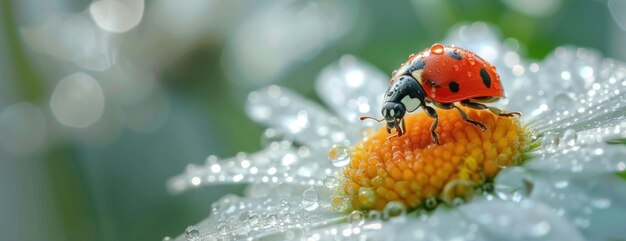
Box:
[359,116,384,122]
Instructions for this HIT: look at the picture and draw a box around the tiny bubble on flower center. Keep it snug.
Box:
[335,107,527,211]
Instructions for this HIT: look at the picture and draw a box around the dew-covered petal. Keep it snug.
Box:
[460,199,585,241]
[315,55,388,124]
[169,195,345,241]
[525,47,626,134]
[167,144,331,194]
[246,85,351,152]
[527,142,626,175]
[529,174,626,240]
[300,208,488,241]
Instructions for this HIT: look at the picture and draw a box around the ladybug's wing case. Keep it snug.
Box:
[408,46,504,103]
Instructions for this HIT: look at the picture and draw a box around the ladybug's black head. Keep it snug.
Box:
[382,102,406,136]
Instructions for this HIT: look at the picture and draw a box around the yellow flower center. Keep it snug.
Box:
[336,107,527,211]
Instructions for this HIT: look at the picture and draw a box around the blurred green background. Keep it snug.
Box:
[1,0,625,240]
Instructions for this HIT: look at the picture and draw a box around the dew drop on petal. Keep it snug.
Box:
[383,201,406,219]
[530,221,551,237]
[323,176,338,189]
[553,92,576,110]
[279,199,291,213]
[430,43,444,55]
[494,168,532,202]
[441,179,475,206]
[216,222,230,237]
[328,144,351,167]
[330,195,350,212]
[554,180,569,189]
[561,129,577,147]
[424,197,438,210]
[368,210,382,219]
[591,198,611,209]
[301,188,319,211]
[348,210,365,226]
[184,226,199,241]
[542,133,559,152]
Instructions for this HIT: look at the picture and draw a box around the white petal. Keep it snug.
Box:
[460,199,585,241]
[315,55,388,125]
[246,85,351,152]
[169,195,345,241]
[167,145,333,194]
[526,47,626,134]
[529,174,626,240]
[527,143,626,175]
[300,208,488,241]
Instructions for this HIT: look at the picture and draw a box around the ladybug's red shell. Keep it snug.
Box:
[390,44,504,103]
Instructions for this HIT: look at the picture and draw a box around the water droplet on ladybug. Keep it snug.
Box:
[430,43,444,55]
[408,53,415,60]
[391,70,398,76]
[491,65,497,71]
[468,58,476,66]
[467,71,472,77]
[453,65,460,71]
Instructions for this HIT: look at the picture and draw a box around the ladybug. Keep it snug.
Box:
[361,43,520,144]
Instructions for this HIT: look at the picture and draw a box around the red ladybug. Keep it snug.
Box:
[361,43,520,144]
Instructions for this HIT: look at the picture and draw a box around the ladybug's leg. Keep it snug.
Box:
[422,105,441,145]
[460,100,521,117]
[435,102,487,131]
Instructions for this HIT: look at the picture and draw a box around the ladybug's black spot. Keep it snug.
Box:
[408,59,426,73]
[448,81,460,93]
[480,68,491,88]
[448,51,462,60]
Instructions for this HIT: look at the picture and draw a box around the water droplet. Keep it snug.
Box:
[467,71,472,77]
[301,188,319,211]
[279,199,291,213]
[494,168,532,202]
[265,213,279,226]
[468,58,476,66]
[542,133,559,152]
[261,128,284,146]
[328,145,351,167]
[162,236,171,241]
[330,195,350,212]
[553,181,568,189]
[216,222,230,237]
[323,176,338,189]
[553,92,576,110]
[408,53,415,60]
[530,221,551,237]
[562,129,577,147]
[368,210,382,219]
[453,65,460,71]
[591,198,611,209]
[348,210,365,226]
[430,43,444,55]
[358,187,377,207]
[383,201,406,219]
[441,179,475,206]
[424,197,438,209]
[481,182,494,193]
[185,226,200,241]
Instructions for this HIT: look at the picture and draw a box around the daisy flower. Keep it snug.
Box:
[165,23,626,241]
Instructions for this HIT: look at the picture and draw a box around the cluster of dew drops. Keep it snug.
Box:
[165,126,430,241]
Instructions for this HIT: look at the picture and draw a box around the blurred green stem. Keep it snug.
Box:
[2,0,45,102]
